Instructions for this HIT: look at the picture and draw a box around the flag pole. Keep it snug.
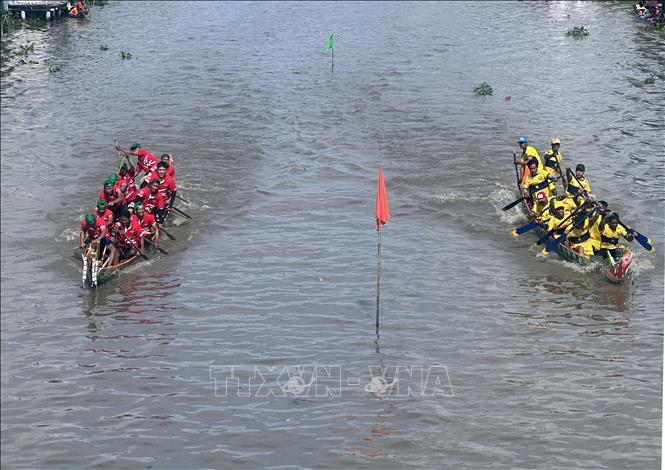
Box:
[331,47,334,71]
[376,223,381,335]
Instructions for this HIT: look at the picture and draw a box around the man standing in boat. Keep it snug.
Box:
[515,136,542,177]
[115,143,161,184]
[542,137,564,179]
[564,164,592,197]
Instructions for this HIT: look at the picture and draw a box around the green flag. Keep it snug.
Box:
[326,33,334,53]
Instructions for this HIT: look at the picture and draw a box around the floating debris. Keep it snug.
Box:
[100,44,109,51]
[13,43,34,56]
[566,26,590,38]
[474,82,493,96]
[49,65,62,73]
[120,51,133,60]
[644,76,656,85]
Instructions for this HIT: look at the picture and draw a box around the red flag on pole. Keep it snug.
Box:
[375,166,390,230]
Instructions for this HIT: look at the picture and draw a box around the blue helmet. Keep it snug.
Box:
[517,136,529,143]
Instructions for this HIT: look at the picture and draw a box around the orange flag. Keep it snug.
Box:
[375,166,390,230]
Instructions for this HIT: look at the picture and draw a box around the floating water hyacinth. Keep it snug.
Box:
[49,65,61,73]
[100,44,109,51]
[566,26,589,38]
[120,51,132,60]
[474,82,493,96]
[13,43,34,56]
[644,76,655,85]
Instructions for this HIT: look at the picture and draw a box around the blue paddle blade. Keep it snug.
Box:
[516,222,540,235]
[544,233,568,253]
[536,230,554,246]
[634,232,654,252]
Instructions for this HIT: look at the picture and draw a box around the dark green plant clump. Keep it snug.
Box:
[13,43,34,56]
[566,26,590,38]
[120,51,132,60]
[644,76,656,85]
[49,65,61,73]
[474,82,493,96]
[100,44,109,51]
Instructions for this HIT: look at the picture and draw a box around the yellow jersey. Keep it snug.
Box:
[545,211,571,235]
[542,150,563,176]
[600,224,628,250]
[567,176,591,196]
[520,145,542,169]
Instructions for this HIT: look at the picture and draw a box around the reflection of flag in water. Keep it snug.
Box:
[326,33,334,53]
[375,166,390,230]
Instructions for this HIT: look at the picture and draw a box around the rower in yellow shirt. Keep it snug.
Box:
[565,164,591,197]
[588,200,609,254]
[542,137,563,178]
[522,158,555,214]
[565,204,601,258]
[543,201,571,236]
[596,213,635,265]
[515,137,543,185]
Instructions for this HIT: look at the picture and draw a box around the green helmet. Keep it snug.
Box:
[107,173,118,183]
[130,143,141,151]
[104,181,114,189]
[85,214,96,225]
[97,199,107,208]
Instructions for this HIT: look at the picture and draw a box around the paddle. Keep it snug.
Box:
[503,195,527,212]
[170,206,192,219]
[143,237,168,255]
[159,225,176,241]
[175,193,190,204]
[616,219,655,253]
[533,205,584,247]
[542,210,590,256]
[511,221,540,237]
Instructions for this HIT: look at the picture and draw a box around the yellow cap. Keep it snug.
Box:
[551,137,561,145]
[511,230,519,238]
[554,201,565,210]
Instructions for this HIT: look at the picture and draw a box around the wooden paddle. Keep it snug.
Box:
[143,237,168,255]
[159,225,176,241]
[170,206,192,219]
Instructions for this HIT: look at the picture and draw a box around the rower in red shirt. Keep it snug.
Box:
[161,153,176,179]
[143,162,177,207]
[116,143,160,182]
[107,209,142,266]
[99,180,123,214]
[135,202,159,249]
[94,199,114,228]
[137,179,167,224]
[79,213,107,249]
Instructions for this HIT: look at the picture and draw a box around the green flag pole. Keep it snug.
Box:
[326,33,334,71]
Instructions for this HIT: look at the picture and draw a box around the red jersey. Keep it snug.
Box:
[130,213,141,233]
[81,217,106,240]
[135,149,160,174]
[123,183,140,204]
[99,187,122,209]
[137,212,157,237]
[146,171,177,199]
[111,221,140,249]
[117,168,135,188]
[94,208,114,227]
[167,163,175,179]
[138,187,166,214]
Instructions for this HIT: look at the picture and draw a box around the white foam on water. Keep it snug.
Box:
[489,184,528,226]
[59,227,80,241]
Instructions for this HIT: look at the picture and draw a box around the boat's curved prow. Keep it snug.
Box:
[605,249,633,283]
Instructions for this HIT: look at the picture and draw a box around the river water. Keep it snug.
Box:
[1,1,663,468]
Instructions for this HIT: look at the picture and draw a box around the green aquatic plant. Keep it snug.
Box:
[13,42,34,56]
[49,65,61,73]
[473,82,493,96]
[100,44,109,51]
[566,26,589,38]
[644,76,656,85]
[120,51,132,60]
